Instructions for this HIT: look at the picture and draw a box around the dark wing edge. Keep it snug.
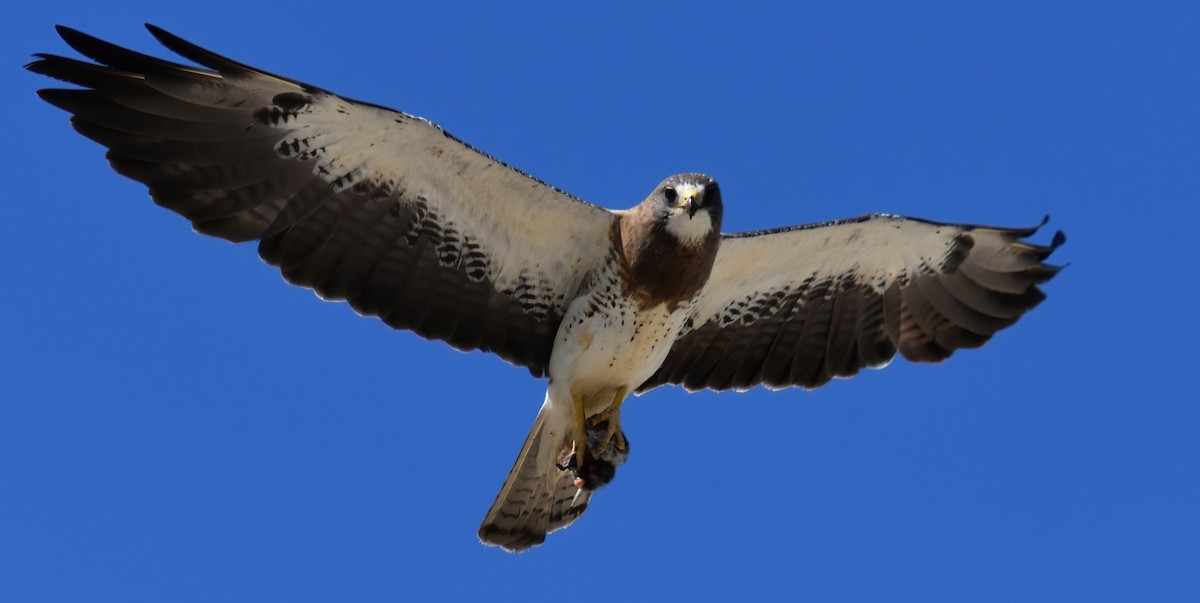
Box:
[639,213,1066,393]
[29,25,617,376]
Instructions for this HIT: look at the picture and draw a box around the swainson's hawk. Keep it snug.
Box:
[29,25,1065,552]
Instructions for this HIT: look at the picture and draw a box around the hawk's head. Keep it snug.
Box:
[619,173,724,308]
[653,173,723,246]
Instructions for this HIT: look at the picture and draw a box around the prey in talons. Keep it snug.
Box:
[558,388,630,491]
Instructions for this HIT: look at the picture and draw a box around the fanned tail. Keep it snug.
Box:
[478,395,590,552]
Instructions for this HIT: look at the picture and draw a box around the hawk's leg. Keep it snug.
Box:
[573,392,589,459]
[589,386,628,457]
[562,389,631,491]
[554,394,590,486]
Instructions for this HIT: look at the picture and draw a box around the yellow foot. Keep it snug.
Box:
[612,385,628,410]
[595,386,628,454]
[571,393,589,466]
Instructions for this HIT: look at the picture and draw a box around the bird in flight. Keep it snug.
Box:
[29,25,1065,552]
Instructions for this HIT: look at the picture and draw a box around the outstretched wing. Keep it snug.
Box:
[29,25,616,376]
[639,214,1065,392]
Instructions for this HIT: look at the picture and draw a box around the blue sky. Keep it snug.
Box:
[3,1,1197,600]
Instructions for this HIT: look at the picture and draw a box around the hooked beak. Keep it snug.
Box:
[676,186,701,218]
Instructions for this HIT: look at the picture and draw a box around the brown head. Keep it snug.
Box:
[617,173,724,309]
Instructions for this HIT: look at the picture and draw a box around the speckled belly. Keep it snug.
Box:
[549,293,689,414]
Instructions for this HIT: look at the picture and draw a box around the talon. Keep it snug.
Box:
[556,445,577,471]
[610,429,627,454]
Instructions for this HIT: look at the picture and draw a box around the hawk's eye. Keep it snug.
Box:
[663,187,678,204]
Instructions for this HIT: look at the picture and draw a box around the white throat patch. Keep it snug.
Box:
[666,208,714,246]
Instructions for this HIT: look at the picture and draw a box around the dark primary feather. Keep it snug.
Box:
[30,25,617,377]
[639,215,1065,393]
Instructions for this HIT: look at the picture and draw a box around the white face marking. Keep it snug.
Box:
[662,181,714,245]
[666,206,714,245]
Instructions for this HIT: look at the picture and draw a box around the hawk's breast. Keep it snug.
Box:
[549,256,692,411]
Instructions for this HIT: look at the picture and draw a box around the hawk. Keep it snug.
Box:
[29,25,1065,552]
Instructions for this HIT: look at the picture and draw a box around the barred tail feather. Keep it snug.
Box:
[478,396,590,552]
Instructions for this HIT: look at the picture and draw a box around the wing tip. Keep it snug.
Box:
[141,22,230,72]
[1009,217,1066,262]
[33,87,86,112]
[143,23,180,51]
[24,53,57,74]
[1050,229,1067,249]
[54,23,82,41]
[52,24,112,61]
[1026,217,1067,252]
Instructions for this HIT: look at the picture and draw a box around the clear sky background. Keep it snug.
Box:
[2,1,1197,601]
